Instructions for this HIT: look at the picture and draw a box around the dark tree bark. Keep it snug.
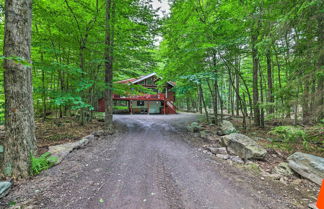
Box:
[259,66,265,128]
[235,58,240,116]
[199,84,209,123]
[2,0,36,178]
[206,79,218,124]
[215,81,224,122]
[104,0,114,133]
[266,49,274,114]
[251,31,261,126]
[197,85,203,114]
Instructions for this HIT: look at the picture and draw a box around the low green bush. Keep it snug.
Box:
[113,106,128,110]
[269,126,307,147]
[31,152,58,175]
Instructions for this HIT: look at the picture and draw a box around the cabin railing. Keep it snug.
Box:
[113,93,167,100]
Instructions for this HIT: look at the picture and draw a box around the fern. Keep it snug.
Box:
[31,152,58,175]
[269,126,308,148]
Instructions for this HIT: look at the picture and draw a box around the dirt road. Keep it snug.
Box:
[3,114,307,209]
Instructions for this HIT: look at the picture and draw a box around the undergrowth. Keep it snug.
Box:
[31,152,58,175]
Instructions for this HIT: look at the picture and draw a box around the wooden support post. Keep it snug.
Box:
[147,101,150,114]
[130,101,133,114]
[164,100,166,114]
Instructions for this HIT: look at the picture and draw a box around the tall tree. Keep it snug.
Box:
[104,0,114,133]
[2,0,36,178]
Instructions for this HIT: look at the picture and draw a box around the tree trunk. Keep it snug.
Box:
[104,0,114,133]
[235,60,240,116]
[199,84,209,123]
[207,79,218,125]
[259,65,265,128]
[251,32,261,126]
[266,49,274,114]
[198,85,203,114]
[215,81,223,122]
[302,80,310,124]
[3,0,36,178]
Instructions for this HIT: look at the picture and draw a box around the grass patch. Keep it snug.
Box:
[31,152,58,175]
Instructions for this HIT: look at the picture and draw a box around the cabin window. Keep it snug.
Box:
[137,101,144,106]
[146,78,154,85]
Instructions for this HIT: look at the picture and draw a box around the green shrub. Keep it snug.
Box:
[31,152,58,175]
[320,118,324,124]
[113,106,128,110]
[269,126,306,142]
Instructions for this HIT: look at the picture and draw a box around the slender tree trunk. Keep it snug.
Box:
[199,84,209,123]
[235,61,240,116]
[40,52,47,122]
[198,85,203,114]
[302,80,310,124]
[251,32,261,126]
[215,81,223,122]
[104,0,114,133]
[186,96,190,112]
[266,49,274,114]
[284,33,291,119]
[207,79,218,124]
[3,0,36,178]
[294,85,299,126]
[226,66,248,130]
[259,66,265,128]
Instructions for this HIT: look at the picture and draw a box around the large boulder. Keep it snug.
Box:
[287,152,324,185]
[221,133,267,160]
[0,181,11,198]
[218,120,237,135]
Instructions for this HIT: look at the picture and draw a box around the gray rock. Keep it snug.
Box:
[92,130,105,137]
[260,170,281,180]
[199,130,209,139]
[206,147,227,155]
[221,133,267,160]
[287,152,324,185]
[0,181,12,198]
[48,134,94,165]
[202,150,212,155]
[206,134,221,143]
[216,154,230,160]
[229,156,244,164]
[273,162,293,176]
[219,120,237,135]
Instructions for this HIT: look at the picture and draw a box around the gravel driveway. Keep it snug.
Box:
[2,114,308,209]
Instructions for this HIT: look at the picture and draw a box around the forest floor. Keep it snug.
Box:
[35,117,105,155]
[0,117,105,157]
[1,113,319,209]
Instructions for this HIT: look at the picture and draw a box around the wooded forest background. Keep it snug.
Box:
[0,0,323,127]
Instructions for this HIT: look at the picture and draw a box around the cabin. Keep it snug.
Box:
[97,73,176,114]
